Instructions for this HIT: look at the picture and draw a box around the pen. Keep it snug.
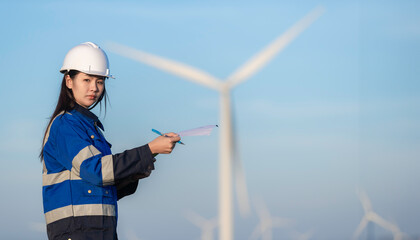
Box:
[152,129,185,145]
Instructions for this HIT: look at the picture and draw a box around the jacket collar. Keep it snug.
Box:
[73,104,104,131]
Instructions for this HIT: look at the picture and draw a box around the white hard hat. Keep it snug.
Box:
[60,42,113,78]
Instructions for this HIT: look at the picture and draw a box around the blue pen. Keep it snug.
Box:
[152,129,185,145]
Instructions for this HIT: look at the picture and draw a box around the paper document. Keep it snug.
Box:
[177,125,218,137]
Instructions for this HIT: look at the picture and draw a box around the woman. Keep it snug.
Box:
[40,42,180,240]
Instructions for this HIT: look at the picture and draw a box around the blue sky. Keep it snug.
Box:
[0,0,419,239]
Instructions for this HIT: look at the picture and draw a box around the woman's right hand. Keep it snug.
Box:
[148,132,181,154]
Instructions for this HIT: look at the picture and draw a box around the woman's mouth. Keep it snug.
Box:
[87,95,96,100]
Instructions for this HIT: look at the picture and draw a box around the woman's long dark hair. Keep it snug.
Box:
[39,70,108,160]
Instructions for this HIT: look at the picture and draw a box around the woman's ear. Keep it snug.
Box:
[65,75,73,89]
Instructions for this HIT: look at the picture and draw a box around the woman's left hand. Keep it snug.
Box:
[148,132,181,154]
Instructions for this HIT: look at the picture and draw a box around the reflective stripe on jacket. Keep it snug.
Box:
[42,105,155,240]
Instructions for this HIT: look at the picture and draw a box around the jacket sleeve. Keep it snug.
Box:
[54,116,155,188]
[113,145,156,200]
[115,179,139,200]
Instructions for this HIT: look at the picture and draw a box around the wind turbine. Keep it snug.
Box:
[185,210,218,240]
[106,6,324,240]
[249,198,294,240]
[353,189,405,240]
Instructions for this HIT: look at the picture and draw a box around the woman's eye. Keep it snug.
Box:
[84,79,90,82]
[97,81,104,85]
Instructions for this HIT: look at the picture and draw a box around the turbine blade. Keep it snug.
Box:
[185,210,208,227]
[185,210,218,240]
[353,217,369,240]
[106,42,223,91]
[226,6,325,88]
[253,197,293,239]
[394,232,404,240]
[249,223,263,240]
[369,213,401,236]
[254,197,271,220]
[356,188,373,213]
[231,100,251,217]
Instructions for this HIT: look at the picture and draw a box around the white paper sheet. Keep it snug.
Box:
[177,125,218,137]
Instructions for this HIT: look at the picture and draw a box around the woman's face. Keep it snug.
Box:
[65,72,105,109]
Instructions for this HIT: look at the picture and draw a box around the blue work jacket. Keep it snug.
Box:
[42,105,155,240]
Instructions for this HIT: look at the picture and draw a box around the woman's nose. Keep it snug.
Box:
[90,82,98,92]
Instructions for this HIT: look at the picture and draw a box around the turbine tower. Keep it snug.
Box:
[353,189,405,240]
[107,6,324,240]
